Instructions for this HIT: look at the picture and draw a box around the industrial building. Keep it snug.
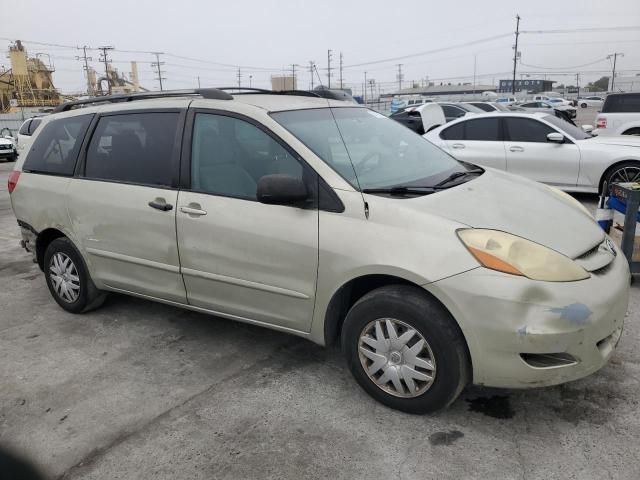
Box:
[498,78,555,94]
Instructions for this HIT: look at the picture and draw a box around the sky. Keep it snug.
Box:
[2,0,640,95]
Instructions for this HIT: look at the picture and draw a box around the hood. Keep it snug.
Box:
[587,135,640,148]
[0,138,13,146]
[382,169,603,259]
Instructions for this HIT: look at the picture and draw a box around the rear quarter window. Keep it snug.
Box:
[23,114,93,176]
[602,94,640,113]
[18,120,31,136]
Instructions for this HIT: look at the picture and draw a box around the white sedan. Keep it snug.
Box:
[424,112,640,193]
[578,96,605,108]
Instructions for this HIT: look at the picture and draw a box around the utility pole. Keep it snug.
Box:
[249,75,253,88]
[576,73,580,101]
[197,76,201,88]
[607,52,624,92]
[339,52,344,89]
[511,14,521,96]
[98,46,114,95]
[151,52,165,91]
[309,61,315,90]
[364,71,367,103]
[396,64,403,92]
[473,54,477,95]
[326,49,333,88]
[290,64,298,89]
[237,67,242,89]
[76,45,94,96]
[369,78,375,102]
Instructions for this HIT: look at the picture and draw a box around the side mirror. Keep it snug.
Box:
[547,132,565,143]
[581,125,594,134]
[257,174,308,206]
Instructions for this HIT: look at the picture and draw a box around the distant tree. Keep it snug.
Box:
[587,76,609,92]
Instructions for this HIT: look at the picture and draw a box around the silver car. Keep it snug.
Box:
[9,89,630,413]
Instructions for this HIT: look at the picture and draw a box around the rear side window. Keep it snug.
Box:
[440,122,464,140]
[19,120,31,136]
[602,94,640,113]
[470,103,494,112]
[440,118,500,141]
[441,105,466,119]
[28,118,42,135]
[23,114,93,175]
[504,117,554,143]
[85,112,179,187]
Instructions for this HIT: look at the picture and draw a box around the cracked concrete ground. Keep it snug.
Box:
[1,161,638,480]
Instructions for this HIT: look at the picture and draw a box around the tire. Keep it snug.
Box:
[43,237,106,313]
[581,103,588,108]
[604,160,640,188]
[341,285,470,414]
[10,153,17,162]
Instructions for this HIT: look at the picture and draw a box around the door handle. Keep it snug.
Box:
[148,199,173,211]
[451,143,465,149]
[180,205,207,216]
[509,146,524,152]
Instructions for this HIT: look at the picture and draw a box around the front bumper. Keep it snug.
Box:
[0,149,16,158]
[427,251,630,388]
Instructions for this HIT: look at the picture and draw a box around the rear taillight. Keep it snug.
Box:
[596,117,607,129]
[8,170,20,194]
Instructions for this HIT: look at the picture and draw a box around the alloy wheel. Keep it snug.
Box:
[358,318,436,398]
[49,252,80,303]
[610,166,640,184]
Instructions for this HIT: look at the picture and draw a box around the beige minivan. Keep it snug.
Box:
[9,89,630,413]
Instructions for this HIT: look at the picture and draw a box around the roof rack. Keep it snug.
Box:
[52,88,233,113]
[216,87,321,98]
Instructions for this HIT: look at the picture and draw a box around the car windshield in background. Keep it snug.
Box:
[543,115,591,139]
[271,107,468,191]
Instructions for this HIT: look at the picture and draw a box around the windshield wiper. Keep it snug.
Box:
[433,168,483,188]
[362,186,438,196]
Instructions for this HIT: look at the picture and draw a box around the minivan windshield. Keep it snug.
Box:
[271,107,471,191]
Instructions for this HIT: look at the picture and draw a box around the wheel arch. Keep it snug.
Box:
[598,159,640,193]
[621,127,640,136]
[36,228,67,271]
[323,274,472,364]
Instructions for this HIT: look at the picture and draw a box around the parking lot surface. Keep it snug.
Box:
[1,160,638,480]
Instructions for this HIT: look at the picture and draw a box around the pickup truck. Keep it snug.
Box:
[595,93,640,136]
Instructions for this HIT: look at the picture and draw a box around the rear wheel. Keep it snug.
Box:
[44,237,106,313]
[341,285,470,414]
[581,102,588,108]
[604,161,640,188]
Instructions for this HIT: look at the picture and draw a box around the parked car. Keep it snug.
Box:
[390,103,445,134]
[17,116,44,156]
[518,100,577,119]
[546,97,573,107]
[496,96,518,105]
[425,111,640,193]
[437,102,486,122]
[463,101,510,112]
[0,135,18,162]
[9,89,630,414]
[578,96,605,108]
[595,93,640,136]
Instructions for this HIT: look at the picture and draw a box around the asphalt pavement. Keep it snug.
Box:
[1,160,638,480]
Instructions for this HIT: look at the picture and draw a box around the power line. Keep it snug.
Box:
[344,32,512,68]
[520,57,608,70]
[521,25,640,34]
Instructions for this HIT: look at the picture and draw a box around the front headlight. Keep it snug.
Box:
[544,185,593,218]
[457,229,590,282]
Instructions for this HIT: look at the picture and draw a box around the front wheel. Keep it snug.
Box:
[581,103,588,108]
[341,285,470,414]
[604,161,640,187]
[44,237,106,313]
